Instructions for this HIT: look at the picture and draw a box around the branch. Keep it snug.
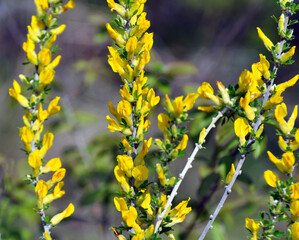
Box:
[198,8,292,240]
[154,109,226,233]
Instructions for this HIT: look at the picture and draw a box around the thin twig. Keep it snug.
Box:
[154,109,227,233]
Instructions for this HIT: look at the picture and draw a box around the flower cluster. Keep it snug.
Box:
[195,0,299,239]
[106,0,194,239]
[153,93,197,236]
[106,0,157,239]
[9,1,75,239]
[259,104,299,239]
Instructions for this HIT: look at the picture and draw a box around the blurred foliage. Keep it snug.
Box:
[0,156,38,240]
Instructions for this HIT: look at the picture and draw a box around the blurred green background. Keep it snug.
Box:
[0,0,298,239]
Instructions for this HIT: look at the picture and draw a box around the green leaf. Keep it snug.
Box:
[74,111,99,125]
[206,221,226,240]
[273,230,285,238]
[163,62,197,77]
[51,44,61,54]
[252,136,266,159]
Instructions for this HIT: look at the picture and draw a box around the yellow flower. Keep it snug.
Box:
[107,0,126,17]
[139,187,153,216]
[256,54,270,80]
[114,165,131,193]
[198,106,216,112]
[145,225,154,238]
[41,158,62,174]
[106,115,132,135]
[281,46,296,63]
[34,0,49,16]
[276,74,299,93]
[256,124,264,138]
[30,15,44,40]
[44,230,51,240]
[165,94,175,114]
[165,93,198,118]
[61,0,76,13]
[225,164,235,184]
[197,82,221,105]
[176,134,188,151]
[165,198,192,227]
[136,115,145,142]
[291,222,299,240]
[50,203,74,226]
[147,88,160,108]
[126,36,138,60]
[132,165,149,187]
[256,27,274,51]
[267,151,295,174]
[121,136,133,154]
[245,218,260,240]
[35,179,48,209]
[114,197,128,212]
[278,14,285,35]
[38,68,55,90]
[9,80,29,108]
[289,183,299,201]
[50,24,66,36]
[23,34,38,65]
[159,194,167,213]
[43,181,66,204]
[216,81,231,104]
[198,128,206,144]
[45,33,57,49]
[274,103,297,134]
[28,149,42,177]
[19,126,35,152]
[237,70,258,94]
[131,12,150,38]
[137,32,154,52]
[40,132,54,158]
[120,84,134,102]
[134,138,152,166]
[129,0,146,18]
[156,164,166,186]
[106,23,126,48]
[117,100,133,126]
[157,113,171,133]
[47,168,66,189]
[264,170,280,187]
[134,50,150,76]
[132,233,144,240]
[234,118,252,146]
[117,155,133,178]
[47,97,61,116]
[122,206,137,227]
[108,46,127,77]
[46,55,61,70]
[38,48,52,71]
[183,93,199,111]
[108,101,121,122]
[264,89,284,110]
[291,200,299,221]
[240,91,256,121]
[37,103,49,125]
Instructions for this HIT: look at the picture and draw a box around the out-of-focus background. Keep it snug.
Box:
[0,0,298,239]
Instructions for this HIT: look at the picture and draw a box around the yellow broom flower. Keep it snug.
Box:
[264,170,280,187]
[50,203,75,226]
[257,27,274,51]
